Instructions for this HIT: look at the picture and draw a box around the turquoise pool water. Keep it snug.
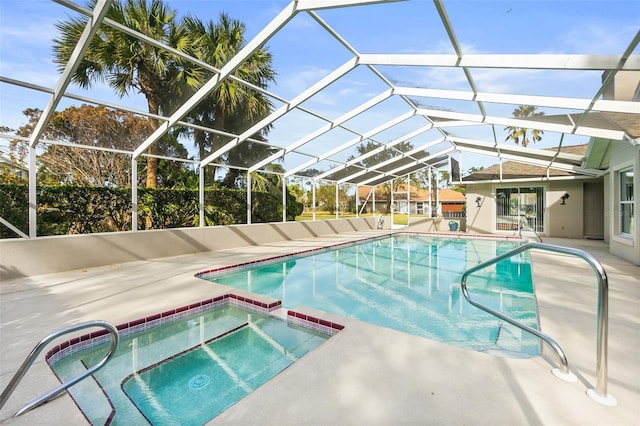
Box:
[49,304,329,425]
[198,234,540,356]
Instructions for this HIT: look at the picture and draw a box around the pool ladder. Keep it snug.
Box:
[0,320,119,417]
[460,241,617,406]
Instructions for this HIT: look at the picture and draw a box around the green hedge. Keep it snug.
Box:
[0,184,303,238]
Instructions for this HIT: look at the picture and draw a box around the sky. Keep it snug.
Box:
[1,0,639,174]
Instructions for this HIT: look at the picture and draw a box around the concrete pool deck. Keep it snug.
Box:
[1,232,638,425]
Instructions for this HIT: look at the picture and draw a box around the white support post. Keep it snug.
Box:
[131,159,138,232]
[199,166,205,227]
[312,181,316,221]
[407,174,411,225]
[372,187,376,216]
[335,184,339,219]
[356,185,360,218]
[282,176,287,222]
[28,147,36,238]
[436,172,441,216]
[247,172,252,225]
[391,183,394,226]
[428,167,433,217]
[27,0,114,237]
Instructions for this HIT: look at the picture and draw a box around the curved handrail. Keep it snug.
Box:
[460,241,615,405]
[461,246,571,376]
[0,320,119,417]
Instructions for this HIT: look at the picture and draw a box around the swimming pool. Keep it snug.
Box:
[47,297,332,424]
[197,234,540,357]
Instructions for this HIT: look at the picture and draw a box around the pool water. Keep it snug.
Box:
[198,234,540,356]
[49,304,329,425]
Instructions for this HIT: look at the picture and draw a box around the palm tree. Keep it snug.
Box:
[52,0,201,188]
[181,13,277,186]
[221,103,280,188]
[504,105,545,147]
[250,163,284,193]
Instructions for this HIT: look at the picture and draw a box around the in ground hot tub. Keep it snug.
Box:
[47,295,336,424]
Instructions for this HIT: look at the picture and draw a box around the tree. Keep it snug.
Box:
[467,166,485,174]
[221,111,279,188]
[181,13,277,186]
[504,105,544,147]
[287,183,307,208]
[52,0,200,188]
[289,169,322,210]
[248,163,284,193]
[1,122,30,184]
[438,170,450,188]
[2,106,196,188]
[315,182,349,214]
[44,106,154,186]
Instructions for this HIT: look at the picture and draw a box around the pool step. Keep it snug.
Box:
[492,322,540,356]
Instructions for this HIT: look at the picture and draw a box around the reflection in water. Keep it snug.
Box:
[202,234,539,356]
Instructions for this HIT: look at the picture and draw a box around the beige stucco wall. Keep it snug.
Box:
[546,180,588,238]
[0,217,377,280]
[465,180,599,239]
[406,216,466,233]
[607,142,640,265]
[604,173,610,243]
[465,184,494,235]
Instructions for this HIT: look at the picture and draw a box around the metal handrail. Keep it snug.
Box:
[460,242,616,405]
[0,320,119,417]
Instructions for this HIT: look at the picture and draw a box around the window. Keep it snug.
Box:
[495,187,544,232]
[620,169,634,236]
[396,200,408,214]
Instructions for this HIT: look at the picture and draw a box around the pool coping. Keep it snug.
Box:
[45,293,344,366]
[195,231,525,281]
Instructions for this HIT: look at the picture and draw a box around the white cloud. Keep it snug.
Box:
[274,65,334,97]
[563,22,639,54]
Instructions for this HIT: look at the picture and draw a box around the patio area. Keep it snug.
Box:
[1,232,638,425]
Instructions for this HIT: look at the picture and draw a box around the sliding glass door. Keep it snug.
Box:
[495,187,544,232]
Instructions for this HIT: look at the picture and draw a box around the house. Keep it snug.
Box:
[463,71,639,265]
[357,184,465,217]
[0,150,28,181]
[583,139,639,265]
[463,144,602,235]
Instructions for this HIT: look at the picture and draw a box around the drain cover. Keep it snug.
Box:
[188,374,210,390]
